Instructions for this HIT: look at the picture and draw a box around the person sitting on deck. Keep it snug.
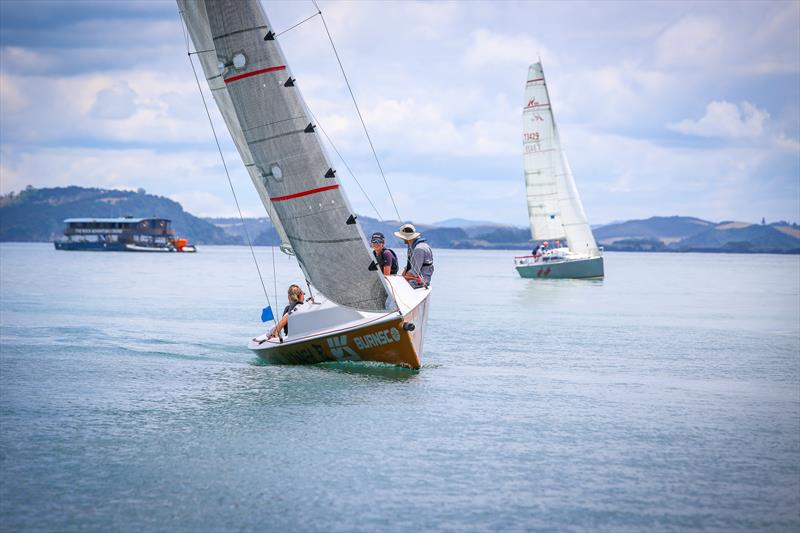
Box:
[394,223,434,289]
[370,232,399,275]
[267,284,305,339]
[532,243,543,258]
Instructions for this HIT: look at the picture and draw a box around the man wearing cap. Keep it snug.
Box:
[394,223,434,288]
[370,232,398,275]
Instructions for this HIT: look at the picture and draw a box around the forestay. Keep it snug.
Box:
[522,62,599,255]
[179,0,391,312]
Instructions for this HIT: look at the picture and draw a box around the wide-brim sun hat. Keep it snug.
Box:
[394,223,421,241]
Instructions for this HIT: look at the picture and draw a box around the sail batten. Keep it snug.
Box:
[179,0,391,312]
[522,62,599,254]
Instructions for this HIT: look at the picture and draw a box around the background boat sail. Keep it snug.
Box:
[178,0,430,368]
[514,62,604,279]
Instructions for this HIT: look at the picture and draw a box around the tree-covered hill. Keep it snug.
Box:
[596,216,800,253]
[3,186,796,253]
[677,222,800,252]
[595,216,715,244]
[0,186,239,244]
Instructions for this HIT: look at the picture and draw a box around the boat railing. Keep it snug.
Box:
[514,255,541,266]
[64,227,176,236]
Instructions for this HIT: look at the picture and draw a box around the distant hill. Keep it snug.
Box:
[596,217,800,253]
[678,222,800,253]
[203,213,799,253]
[3,186,796,253]
[0,186,239,244]
[203,217,279,246]
[595,216,715,244]
[433,218,504,228]
[206,214,532,250]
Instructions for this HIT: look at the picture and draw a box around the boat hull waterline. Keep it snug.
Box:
[515,255,604,279]
[53,242,197,252]
[248,293,429,369]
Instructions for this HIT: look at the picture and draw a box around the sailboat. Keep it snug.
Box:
[514,62,604,279]
[178,0,431,368]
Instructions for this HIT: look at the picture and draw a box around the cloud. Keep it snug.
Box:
[380,171,527,225]
[0,145,267,218]
[0,73,28,111]
[668,101,770,139]
[169,190,256,218]
[0,69,213,144]
[463,29,552,70]
[90,80,137,119]
[362,96,518,158]
[654,16,727,69]
[773,134,800,152]
[653,8,800,76]
[0,46,54,73]
[562,125,798,223]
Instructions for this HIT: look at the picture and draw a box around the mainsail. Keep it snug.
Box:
[179,0,391,312]
[522,62,599,255]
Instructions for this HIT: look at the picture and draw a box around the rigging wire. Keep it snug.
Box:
[306,107,383,220]
[275,3,384,220]
[178,10,277,328]
[271,239,277,321]
[276,11,321,36]
[311,0,403,222]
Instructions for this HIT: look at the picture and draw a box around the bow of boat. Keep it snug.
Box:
[248,276,431,369]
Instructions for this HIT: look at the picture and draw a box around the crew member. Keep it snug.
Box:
[394,223,434,288]
[268,284,305,338]
[370,232,398,275]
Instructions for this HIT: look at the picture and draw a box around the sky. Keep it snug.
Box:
[0,0,798,226]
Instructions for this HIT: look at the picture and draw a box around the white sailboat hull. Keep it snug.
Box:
[515,254,604,279]
[248,276,431,368]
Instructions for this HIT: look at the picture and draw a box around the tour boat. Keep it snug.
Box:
[54,217,196,252]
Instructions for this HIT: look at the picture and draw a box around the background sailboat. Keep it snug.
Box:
[515,61,604,279]
[178,0,431,368]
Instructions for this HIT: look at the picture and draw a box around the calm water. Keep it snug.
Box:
[1,243,798,531]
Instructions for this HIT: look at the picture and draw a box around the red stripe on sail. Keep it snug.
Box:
[270,184,339,202]
[224,65,286,83]
[527,78,544,83]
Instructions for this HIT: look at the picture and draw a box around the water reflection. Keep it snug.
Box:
[251,357,419,381]
[315,360,420,381]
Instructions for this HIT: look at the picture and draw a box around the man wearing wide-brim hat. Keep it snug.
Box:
[394,223,434,289]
